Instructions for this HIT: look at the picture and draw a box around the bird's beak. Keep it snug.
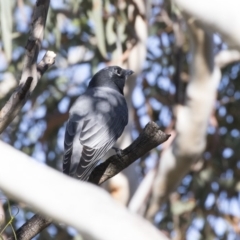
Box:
[124,69,134,76]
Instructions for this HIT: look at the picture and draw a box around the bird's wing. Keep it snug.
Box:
[63,114,83,175]
[63,89,128,180]
[75,91,128,180]
[63,94,92,176]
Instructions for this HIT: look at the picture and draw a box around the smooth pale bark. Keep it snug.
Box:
[215,50,240,68]
[2,121,170,240]
[146,20,222,219]
[0,140,169,240]
[172,0,240,50]
[128,169,156,214]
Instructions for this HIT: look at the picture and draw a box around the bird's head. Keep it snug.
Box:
[88,66,134,95]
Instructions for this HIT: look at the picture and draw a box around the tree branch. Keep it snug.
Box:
[37,51,56,79]
[128,168,157,214]
[146,17,222,219]
[0,0,51,134]
[11,214,52,240]
[172,0,240,50]
[0,138,170,240]
[215,49,240,68]
[8,121,170,240]
[89,121,170,184]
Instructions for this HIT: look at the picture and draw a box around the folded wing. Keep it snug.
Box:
[63,88,128,180]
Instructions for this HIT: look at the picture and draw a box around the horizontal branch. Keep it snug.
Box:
[0,124,170,240]
[10,121,170,240]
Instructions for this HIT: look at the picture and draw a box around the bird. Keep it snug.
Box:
[63,66,134,180]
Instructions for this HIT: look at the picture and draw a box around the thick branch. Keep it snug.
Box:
[0,0,50,134]
[146,18,221,219]
[172,0,240,50]
[0,139,171,240]
[89,121,170,184]
[9,121,170,240]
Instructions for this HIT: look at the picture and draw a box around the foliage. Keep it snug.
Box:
[0,0,240,239]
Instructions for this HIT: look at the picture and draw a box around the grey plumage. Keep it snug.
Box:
[63,66,133,180]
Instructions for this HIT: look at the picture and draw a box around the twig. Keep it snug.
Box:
[0,0,51,134]
[9,121,170,240]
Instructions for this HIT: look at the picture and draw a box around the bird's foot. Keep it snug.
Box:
[112,147,123,157]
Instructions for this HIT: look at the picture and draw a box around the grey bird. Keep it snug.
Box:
[63,66,134,180]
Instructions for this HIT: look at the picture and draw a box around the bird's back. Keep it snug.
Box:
[63,87,128,180]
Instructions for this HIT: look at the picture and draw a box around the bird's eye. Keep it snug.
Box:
[115,68,122,76]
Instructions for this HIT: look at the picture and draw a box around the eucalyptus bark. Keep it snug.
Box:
[172,0,240,50]
[7,122,170,240]
[146,18,221,219]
